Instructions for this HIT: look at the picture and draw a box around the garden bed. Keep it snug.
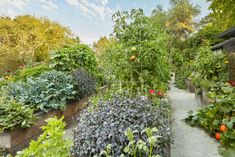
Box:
[201,89,212,105]
[185,78,195,93]
[0,97,89,154]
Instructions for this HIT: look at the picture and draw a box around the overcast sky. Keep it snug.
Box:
[0,0,210,44]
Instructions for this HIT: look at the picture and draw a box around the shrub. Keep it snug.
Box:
[49,44,97,75]
[0,100,35,133]
[72,95,172,156]
[14,64,51,81]
[73,68,96,99]
[5,70,77,112]
[16,117,72,157]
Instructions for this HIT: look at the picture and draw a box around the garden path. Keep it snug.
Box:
[168,83,222,157]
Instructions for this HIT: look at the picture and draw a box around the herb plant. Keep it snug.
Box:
[72,94,172,156]
[73,68,96,99]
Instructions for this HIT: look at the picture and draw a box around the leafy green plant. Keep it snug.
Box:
[0,99,36,133]
[5,70,77,112]
[14,64,51,81]
[185,82,235,156]
[94,128,162,157]
[191,47,228,89]
[15,117,72,157]
[72,94,172,157]
[124,128,161,157]
[50,44,97,75]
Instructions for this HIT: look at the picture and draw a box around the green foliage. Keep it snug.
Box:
[50,44,97,75]
[0,15,77,75]
[16,117,72,157]
[95,128,162,157]
[166,0,200,40]
[73,93,172,156]
[124,128,161,157]
[0,100,35,133]
[101,9,170,95]
[14,64,51,81]
[5,70,77,112]
[207,0,235,30]
[185,83,235,154]
[191,47,228,89]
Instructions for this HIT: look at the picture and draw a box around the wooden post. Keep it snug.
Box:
[228,52,235,80]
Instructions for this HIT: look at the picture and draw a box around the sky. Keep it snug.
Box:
[0,0,210,44]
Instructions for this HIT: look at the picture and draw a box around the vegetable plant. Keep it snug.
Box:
[15,117,72,157]
[4,70,77,112]
[72,94,172,157]
[100,9,170,95]
[49,44,97,76]
[0,99,36,133]
[73,68,96,99]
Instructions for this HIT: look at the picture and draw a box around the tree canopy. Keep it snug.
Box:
[0,15,78,74]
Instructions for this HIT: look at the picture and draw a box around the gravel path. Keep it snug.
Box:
[168,83,222,157]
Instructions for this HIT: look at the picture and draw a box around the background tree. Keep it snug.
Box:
[207,0,235,30]
[93,36,113,58]
[166,0,200,41]
[0,15,78,75]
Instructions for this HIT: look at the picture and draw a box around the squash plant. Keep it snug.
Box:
[185,82,235,155]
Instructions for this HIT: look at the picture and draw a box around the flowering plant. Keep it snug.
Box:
[148,89,165,98]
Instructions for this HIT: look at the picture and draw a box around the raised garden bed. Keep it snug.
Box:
[195,87,202,105]
[201,89,212,105]
[0,97,89,154]
[185,78,195,93]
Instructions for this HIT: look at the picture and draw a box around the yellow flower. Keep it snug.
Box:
[224,60,229,64]
[225,82,230,86]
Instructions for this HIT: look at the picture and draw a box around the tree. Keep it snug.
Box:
[93,36,112,57]
[207,0,235,30]
[0,15,78,75]
[166,0,200,41]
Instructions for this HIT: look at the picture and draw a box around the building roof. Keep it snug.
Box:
[218,27,235,38]
[211,37,235,52]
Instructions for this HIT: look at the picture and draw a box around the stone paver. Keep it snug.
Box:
[168,83,221,157]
